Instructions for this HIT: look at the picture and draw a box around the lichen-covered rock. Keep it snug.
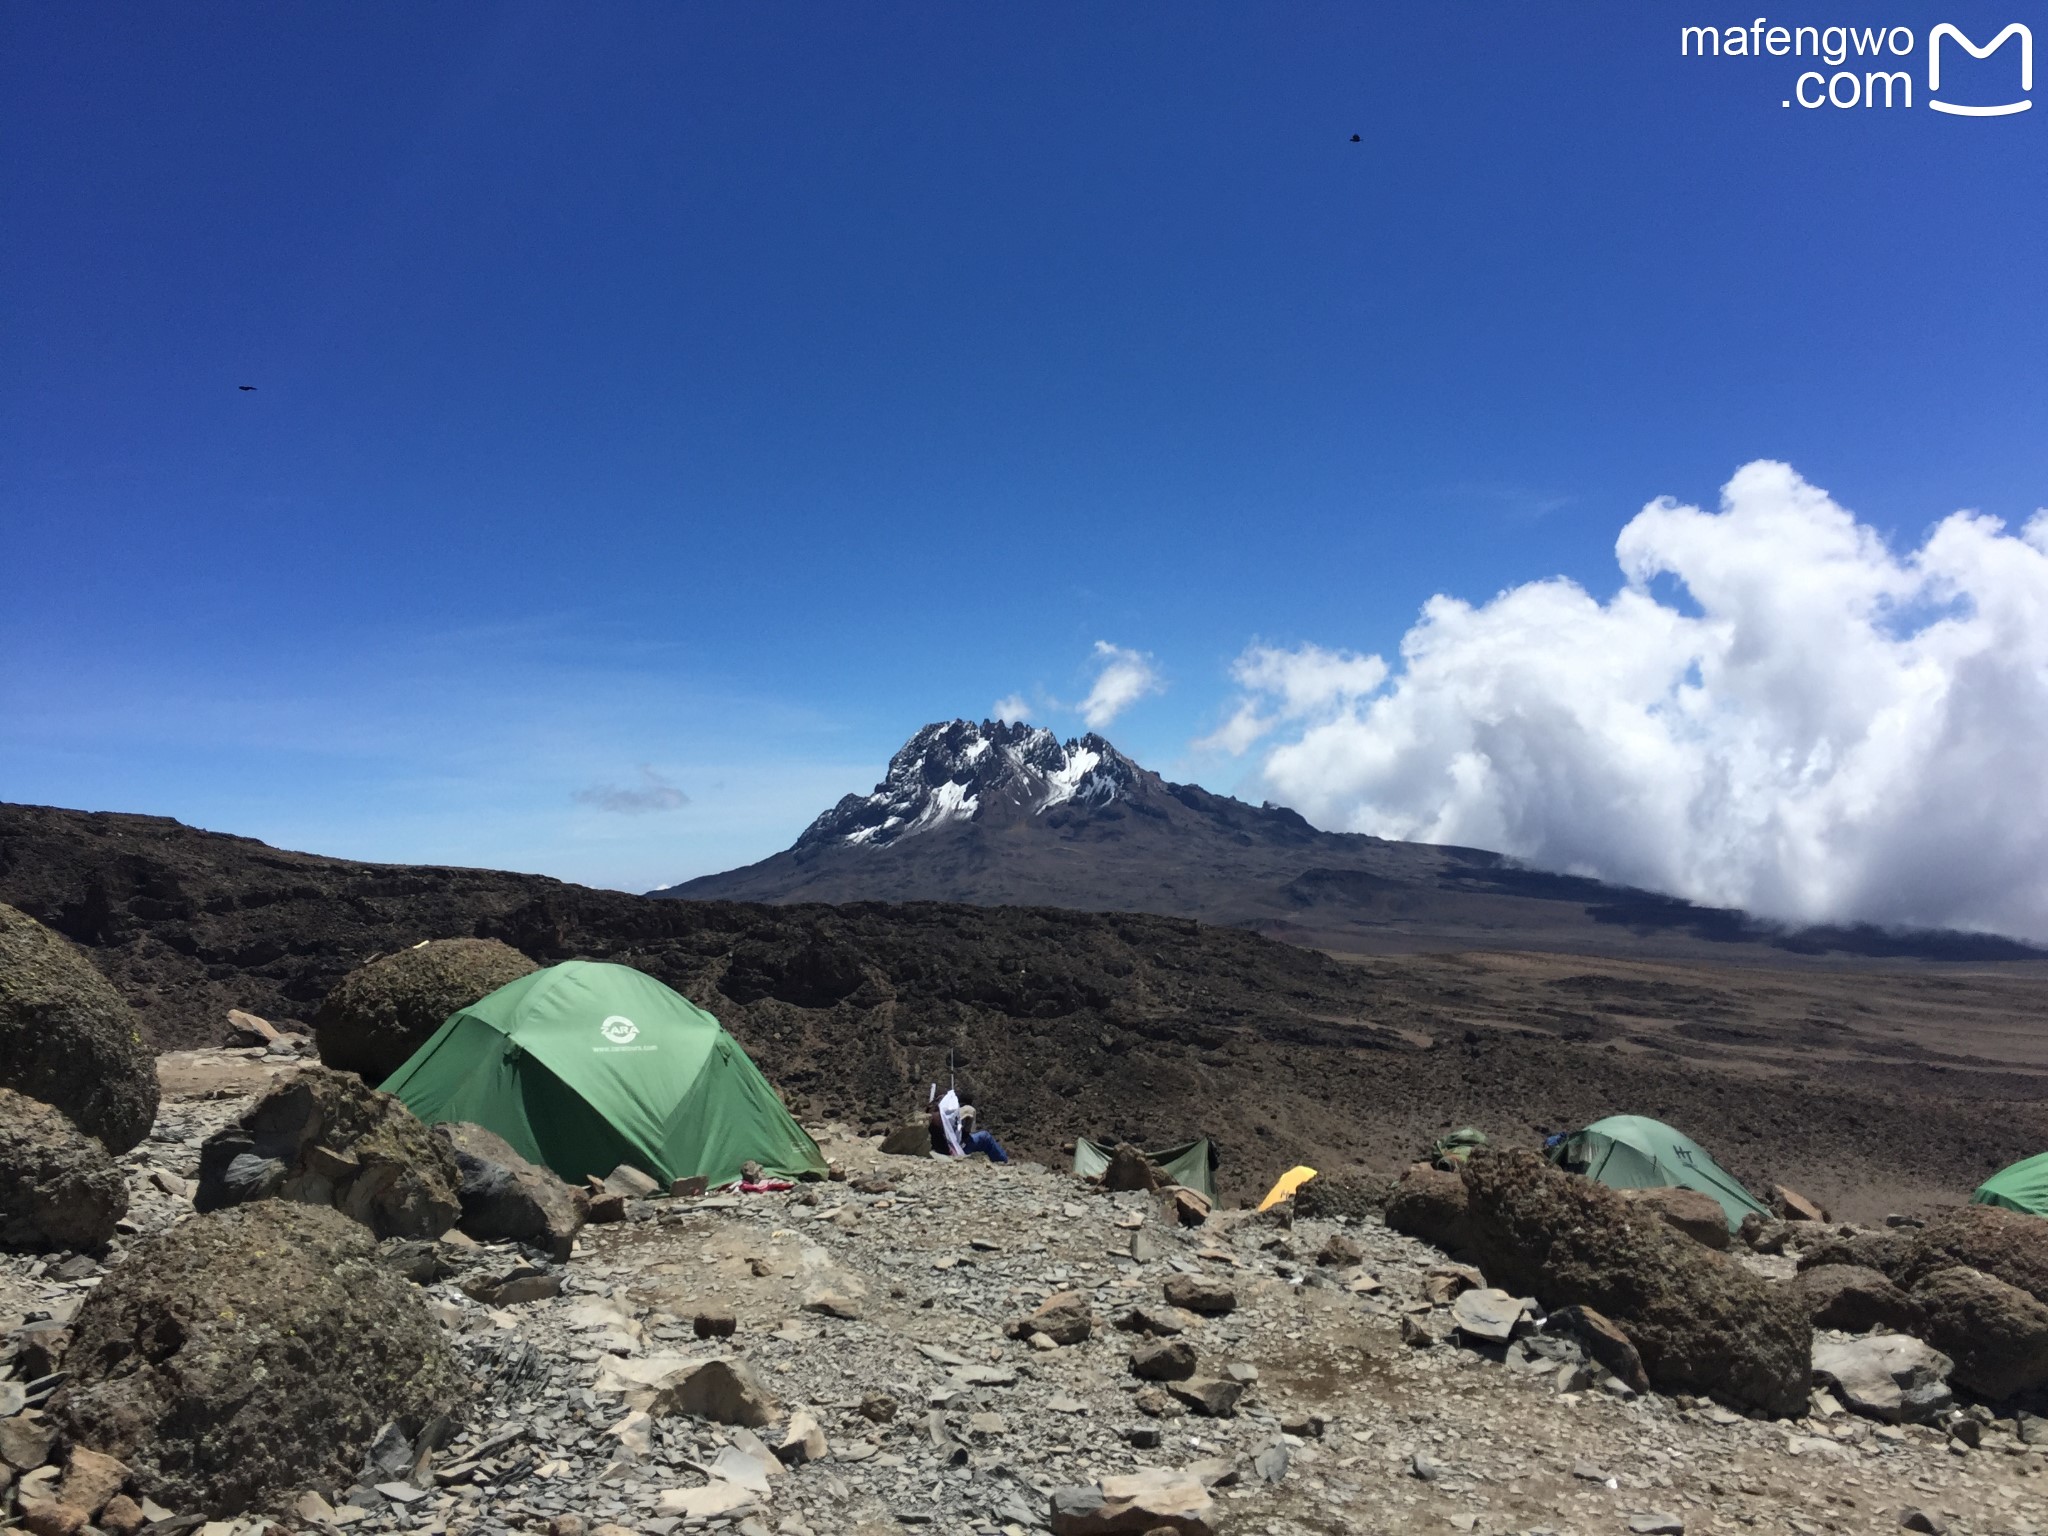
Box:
[1795,1226,1915,1279]
[1909,1264,2048,1401]
[1293,1173,1391,1222]
[313,938,536,1081]
[0,904,157,1154]
[1385,1165,1473,1256]
[434,1121,587,1262]
[1460,1151,1810,1416]
[1900,1205,2048,1305]
[1619,1186,1731,1250]
[1098,1144,1164,1193]
[196,1064,461,1240]
[1789,1264,1923,1335]
[0,1087,128,1251]
[54,1202,462,1516]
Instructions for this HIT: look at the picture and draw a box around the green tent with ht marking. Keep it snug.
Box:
[1548,1114,1769,1233]
[380,960,824,1187]
[1973,1154,2048,1217]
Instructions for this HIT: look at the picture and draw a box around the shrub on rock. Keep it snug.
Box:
[1908,1264,2048,1401]
[314,938,536,1081]
[196,1064,461,1240]
[0,1086,128,1251]
[0,903,158,1154]
[55,1202,462,1517]
[1459,1151,1810,1416]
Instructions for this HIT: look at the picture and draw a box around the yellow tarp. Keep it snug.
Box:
[1258,1164,1318,1211]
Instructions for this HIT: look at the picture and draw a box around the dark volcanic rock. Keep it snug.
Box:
[1900,1205,2048,1305]
[7,801,2048,1215]
[1788,1264,1924,1334]
[0,1086,128,1250]
[435,1120,587,1262]
[314,937,537,1081]
[55,1202,461,1517]
[196,1064,461,1240]
[0,903,157,1153]
[1909,1264,2048,1401]
[1460,1152,1810,1416]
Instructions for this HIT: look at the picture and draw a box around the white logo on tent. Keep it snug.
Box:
[600,1015,640,1045]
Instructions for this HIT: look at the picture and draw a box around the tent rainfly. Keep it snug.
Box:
[1072,1136,1218,1202]
[381,959,825,1188]
[1548,1114,1769,1233]
[1974,1153,2048,1217]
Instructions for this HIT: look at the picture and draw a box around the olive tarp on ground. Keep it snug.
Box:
[1974,1153,2048,1216]
[1548,1113,1769,1232]
[380,960,825,1188]
[1072,1136,1218,1201]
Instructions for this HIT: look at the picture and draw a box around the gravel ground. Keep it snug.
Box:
[9,1056,2048,1536]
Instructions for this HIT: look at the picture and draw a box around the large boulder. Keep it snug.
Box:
[0,1087,128,1251]
[1900,1206,2048,1304]
[1619,1187,1731,1250]
[1909,1265,2048,1401]
[313,938,536,1081]
[54,1202,462,1516]
[1811,1334,1953,1424]
[1384,1165,1474,1255]
[196,1064,461,1240]
[1796,1226,1915,1279]
[0,903,158,1153]
[1788,1264,1923,1334]
[1459,1151,1810,1416]
[1098,1144,1165,1193]
[433,1121,587,1262]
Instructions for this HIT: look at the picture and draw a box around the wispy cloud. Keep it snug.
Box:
[1078,641,1165,728]
[991,693,1033,724]
[571,765,690,814]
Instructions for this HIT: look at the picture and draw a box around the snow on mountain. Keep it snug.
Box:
[794,720,1143,851]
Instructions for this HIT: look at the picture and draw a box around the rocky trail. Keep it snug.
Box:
[11,1051,2048,1536]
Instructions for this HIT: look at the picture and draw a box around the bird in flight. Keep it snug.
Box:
[238,385,257,391]
[1350,134,1361,142]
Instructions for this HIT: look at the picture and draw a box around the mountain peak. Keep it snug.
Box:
[794,719,1146,851]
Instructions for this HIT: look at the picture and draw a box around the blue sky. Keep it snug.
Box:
[4,2,2044,902]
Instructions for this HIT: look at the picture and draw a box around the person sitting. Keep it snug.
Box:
[956,1105,1009,1164]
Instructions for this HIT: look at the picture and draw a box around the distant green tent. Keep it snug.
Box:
[381,960,825,1188]
[1073,1137,1217,1202]
[1974,1154,2048,1216]
[1548,1114,1768,1233]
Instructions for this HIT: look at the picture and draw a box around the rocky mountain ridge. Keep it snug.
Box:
[661,721,2044,967]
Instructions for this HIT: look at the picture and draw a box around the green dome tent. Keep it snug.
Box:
[380,960,825,1188]
[1548,1114,1769,1233]
[1072,1136,1217,1201]
[1973,1153,2048,1216]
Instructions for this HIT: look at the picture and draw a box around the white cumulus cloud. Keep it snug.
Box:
[992,693,1033,724]
[1213,460,2048,942]
[1079,642,1165,729]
